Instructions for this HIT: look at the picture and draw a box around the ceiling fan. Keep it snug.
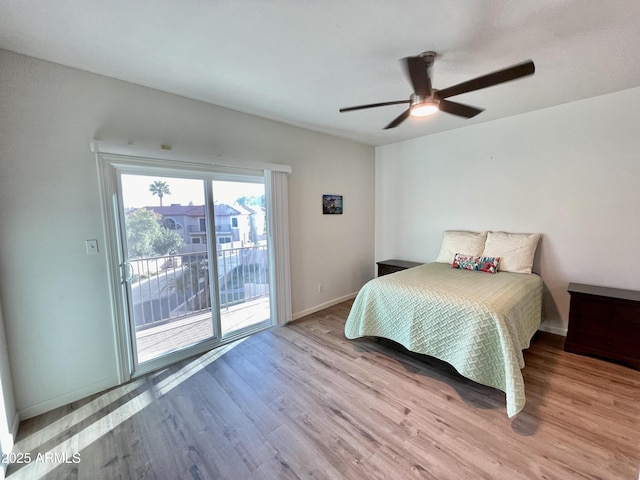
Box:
[339,51,535,129]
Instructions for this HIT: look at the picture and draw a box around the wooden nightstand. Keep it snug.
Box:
[376,259,422,277]
[565,283,640,370]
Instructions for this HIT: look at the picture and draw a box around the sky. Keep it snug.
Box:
[121,174,264,208]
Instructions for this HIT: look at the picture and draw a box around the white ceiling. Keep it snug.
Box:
[2,0,640,146]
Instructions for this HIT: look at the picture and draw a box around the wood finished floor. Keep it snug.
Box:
[7,299,640,480]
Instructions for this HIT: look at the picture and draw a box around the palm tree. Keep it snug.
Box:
[149,180,171,206]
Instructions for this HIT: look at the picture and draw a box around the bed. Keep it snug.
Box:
[344,231,543,417]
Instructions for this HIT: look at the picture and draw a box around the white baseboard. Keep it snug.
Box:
[538,323,567,336]
[18,376,117,420]
[10,411,19,445]
[292,293,357,321]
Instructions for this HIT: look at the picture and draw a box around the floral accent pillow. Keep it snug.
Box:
[452,254,500,274]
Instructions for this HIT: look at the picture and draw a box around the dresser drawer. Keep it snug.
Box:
[377,264,404,276]
[376,259,422,277]
[569,307,640,339]
[570,296,640,325]
[566,328,639,353]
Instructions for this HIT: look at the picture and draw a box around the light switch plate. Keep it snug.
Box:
[85,239,99,254]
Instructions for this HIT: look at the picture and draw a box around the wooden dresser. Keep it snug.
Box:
[376,259,422,277]
[564,283,640,370]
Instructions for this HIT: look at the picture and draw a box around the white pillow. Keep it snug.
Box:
[482,231,541,274]
[434,230,488,264]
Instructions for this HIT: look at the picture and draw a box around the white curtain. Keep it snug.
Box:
[265,170,292,325]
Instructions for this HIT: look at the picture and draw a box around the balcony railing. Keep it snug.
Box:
[129,243,269,330]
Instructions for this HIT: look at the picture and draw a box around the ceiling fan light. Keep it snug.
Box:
[410,102,439,117]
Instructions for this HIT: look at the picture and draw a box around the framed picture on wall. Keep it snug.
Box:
[322,194,343,214]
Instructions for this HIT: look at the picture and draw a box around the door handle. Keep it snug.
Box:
[122,261,133,283]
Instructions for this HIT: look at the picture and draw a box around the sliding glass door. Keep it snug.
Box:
[113,166,272,375]
[212,179,271,336]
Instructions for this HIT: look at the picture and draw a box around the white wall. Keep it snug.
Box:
[376,86,640,334]
[0,50,375,418]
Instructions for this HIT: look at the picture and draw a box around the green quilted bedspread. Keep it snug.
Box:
[344,262,543,417]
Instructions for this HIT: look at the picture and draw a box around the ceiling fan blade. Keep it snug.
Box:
[403,56,432,96]
[383,108,410,129]
[436,60,535,99]
[339,100,410,112]
[438,99,484,118]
